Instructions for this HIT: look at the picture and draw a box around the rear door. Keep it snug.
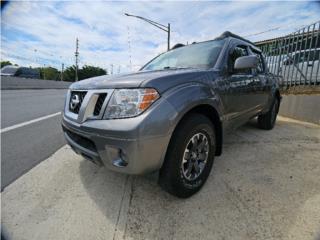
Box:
[250,49,270,110]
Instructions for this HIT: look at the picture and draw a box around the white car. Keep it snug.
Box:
[0,65,19,76]
[266,48,320,85]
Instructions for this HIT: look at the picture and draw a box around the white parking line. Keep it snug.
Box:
[1,112,61,134]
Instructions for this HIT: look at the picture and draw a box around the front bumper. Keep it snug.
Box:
[61,98,177,174]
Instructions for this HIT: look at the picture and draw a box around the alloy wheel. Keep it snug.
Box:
[181,132,209,181]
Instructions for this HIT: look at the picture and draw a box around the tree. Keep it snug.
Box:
[62,65,76,82]
[1,61,107,81]
[38,67,60,80]
[78,65,107,80]
[1,61,13,68]
[62,65,107,82]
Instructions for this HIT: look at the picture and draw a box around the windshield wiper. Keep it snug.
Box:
[163,66,173,69]
[163,66,194,70]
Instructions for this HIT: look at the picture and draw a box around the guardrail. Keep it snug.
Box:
[255,21,320,90]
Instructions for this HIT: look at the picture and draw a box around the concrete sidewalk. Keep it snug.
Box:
[2,117,320,240]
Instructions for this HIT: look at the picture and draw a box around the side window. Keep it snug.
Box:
[296,50,320,63]
[228,45,250,74]
[294,51,308,64]
[314,50,320,61]
[316,50,320,61]
[252,51,265,73]
[293,51,318,64]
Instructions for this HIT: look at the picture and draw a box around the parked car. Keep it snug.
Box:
[62,31,281,198]
[266,48,320,85]
[0,65,19,76]
[15,67,40,79]
[0,65,40,79]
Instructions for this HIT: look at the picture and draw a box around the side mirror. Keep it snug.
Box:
[234,55,258,70]
[283,58,293,66]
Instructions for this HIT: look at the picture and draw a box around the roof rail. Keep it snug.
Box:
[171,43,185,49]
[215,31,255,45]
[215,31,261,52]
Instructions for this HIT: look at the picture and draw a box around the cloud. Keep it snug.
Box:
[1,1,319,73]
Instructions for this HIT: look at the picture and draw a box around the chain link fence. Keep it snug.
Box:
[255,21,320,92]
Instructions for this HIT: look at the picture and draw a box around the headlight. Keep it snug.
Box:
[103,88,160,119]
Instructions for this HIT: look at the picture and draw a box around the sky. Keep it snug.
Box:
[1,1,320,73]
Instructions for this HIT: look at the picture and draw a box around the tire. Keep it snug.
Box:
[159,113,216,198]
[258,97,279,130]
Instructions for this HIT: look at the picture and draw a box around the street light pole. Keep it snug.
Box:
[61,63,64,81]
[167,23,170,52]
[124,13,171,51]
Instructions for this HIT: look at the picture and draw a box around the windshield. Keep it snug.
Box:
[142,39,226,71]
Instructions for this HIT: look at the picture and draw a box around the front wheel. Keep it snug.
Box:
[159,114,215,198]
[258,97,279,130]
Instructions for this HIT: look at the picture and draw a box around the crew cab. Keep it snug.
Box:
[62,32,281,198]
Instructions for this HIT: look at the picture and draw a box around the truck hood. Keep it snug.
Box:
[70,69,218,93]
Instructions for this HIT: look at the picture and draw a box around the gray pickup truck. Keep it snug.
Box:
[62,32,281,198]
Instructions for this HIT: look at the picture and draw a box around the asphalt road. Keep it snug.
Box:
[1,89,68,189]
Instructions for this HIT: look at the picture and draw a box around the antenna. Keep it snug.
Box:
[110,64,113,75]
[127,26,132,71]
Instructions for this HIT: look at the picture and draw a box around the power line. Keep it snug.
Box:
[243,21,317,38]
[34,48,54,57]
[243,27,280,38]
[1,51,61,65]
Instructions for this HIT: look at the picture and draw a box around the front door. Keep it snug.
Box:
[222,45,256,128]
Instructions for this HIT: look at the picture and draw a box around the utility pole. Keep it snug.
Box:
[167,23,170,51]
[43,64,46,80]
[34,49,38,65]
[110,64,113,75]
[125,13,171,51]
[75,38,79,81]
[61,63,64,81]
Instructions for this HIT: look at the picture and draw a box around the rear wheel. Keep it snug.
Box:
[258,97,279,130]
[159,114,215,198]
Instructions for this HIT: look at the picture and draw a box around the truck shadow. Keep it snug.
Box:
[79,119,320,240]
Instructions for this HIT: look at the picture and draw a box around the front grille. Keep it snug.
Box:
[93,93,107,116]
[69,91,87,114]
[64,127,97,153]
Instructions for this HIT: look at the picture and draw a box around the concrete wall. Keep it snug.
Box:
[1,76,71,90]
[279,94,320,125]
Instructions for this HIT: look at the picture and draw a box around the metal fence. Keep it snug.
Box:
[255,21,320,89]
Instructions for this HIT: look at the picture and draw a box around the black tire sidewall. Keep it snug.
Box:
[160,114,215,197]
[269,97,279,128]
[258,97,279,130]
